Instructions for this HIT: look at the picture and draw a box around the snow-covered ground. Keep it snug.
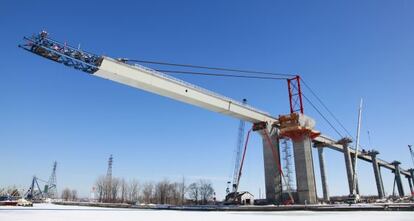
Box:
[0,203,412,221]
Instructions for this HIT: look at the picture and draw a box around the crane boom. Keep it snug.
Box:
[19,31,277,125]
[231,99,247,193]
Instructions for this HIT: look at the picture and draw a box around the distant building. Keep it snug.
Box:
[225,191,254,205]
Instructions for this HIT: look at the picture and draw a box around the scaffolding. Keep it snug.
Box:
[281,139,295,192]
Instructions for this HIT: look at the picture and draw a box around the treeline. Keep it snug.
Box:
[94,176,215,205]
[61,188,78,201]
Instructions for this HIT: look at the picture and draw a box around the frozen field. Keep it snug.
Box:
[0,203,412,221]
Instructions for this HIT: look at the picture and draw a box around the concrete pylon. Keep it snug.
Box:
[337,138,356,195]
[258,127,282,203]
[292,134,317,204]
[409,169,414,195]
[277,113,319,204]
[316,146,330,202]
[350,153,360,194]
[368,150,385,199]
[391,161,404,197]
[407,176,413,196]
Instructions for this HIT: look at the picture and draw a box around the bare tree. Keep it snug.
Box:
[71,189,78,201]
[168,182,180,205]
[199,180,214,205]
[178,177,186,205]
[142,182,154,204]
[91,176,196,205]
[155,179,170,204]
[61,188,72,201]
[95,176,106,202]
[111,178,120,202]
[187,182,199,204]
[103,176,112,202]
[128,179,140,203]
[120,178,128,203]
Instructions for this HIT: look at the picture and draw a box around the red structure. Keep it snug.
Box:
[287,75,304,114]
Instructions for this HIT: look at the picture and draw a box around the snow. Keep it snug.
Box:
[0,203,412,221]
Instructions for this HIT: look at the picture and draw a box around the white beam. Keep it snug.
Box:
[94,57,278,124]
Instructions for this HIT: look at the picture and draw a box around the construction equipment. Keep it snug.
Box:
[19,31,414,204]
[260,125,295,204]
[409,145,414,168]
[25,176,44,201]
[44,161,58,199]
[287,75,304,114]
[226,99,247,196]
[281,139,295,193]
[25,162,58,201]
[225,128,252,203]
[18,31,304,205]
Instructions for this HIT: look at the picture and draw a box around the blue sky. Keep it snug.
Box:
[1,0,413,199]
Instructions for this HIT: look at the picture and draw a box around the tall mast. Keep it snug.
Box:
[352,98,363,196]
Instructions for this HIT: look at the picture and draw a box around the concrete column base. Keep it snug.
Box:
[260,131,282,203]
[292,135,317,204]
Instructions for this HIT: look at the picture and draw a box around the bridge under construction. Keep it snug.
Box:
[19,31,414,204]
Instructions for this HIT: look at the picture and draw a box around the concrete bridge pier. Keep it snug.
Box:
[292,134,318,204]
[368,150,385,199]
[337,138,359,195]
[407,176,413,196]
[257,126,282,204]
[278,113,319,204]
[409,169,414,195]
[350,153,360,194]
[391,161,404,197]
[316,145,330,202]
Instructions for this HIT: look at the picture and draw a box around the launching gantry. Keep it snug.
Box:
[19,31,413,204]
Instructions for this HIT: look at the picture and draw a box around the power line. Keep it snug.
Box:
[125,58,296,77]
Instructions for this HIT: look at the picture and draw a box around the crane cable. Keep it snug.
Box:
[124,59,295,77]
[128,59,349,139]
[284,82,345,138]
[156,70,288,80]
[300,79,353,139]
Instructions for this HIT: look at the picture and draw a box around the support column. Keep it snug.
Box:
[368,150,385,199]
[391,161,404,197]
[409,169,414,195]
[277,113,319,204]
[350,152,360,194]
[407,176,413,196]
[317,146,330,202]
[338,138,355,195]
[292,134,317,204]
[259,129,282,203]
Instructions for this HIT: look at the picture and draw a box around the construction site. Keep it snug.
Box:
[1,30,410,209]
[1,2,414,220]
